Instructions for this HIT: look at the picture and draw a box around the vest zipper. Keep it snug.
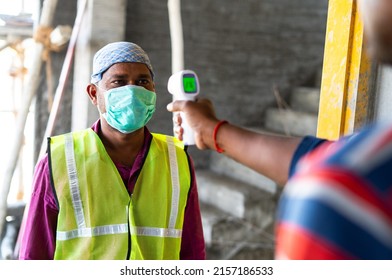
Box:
[126,202,131,260]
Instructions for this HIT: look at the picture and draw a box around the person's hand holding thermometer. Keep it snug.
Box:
[168,70,200,145]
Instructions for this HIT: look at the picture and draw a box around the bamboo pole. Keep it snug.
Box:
[0,0,58,240]
[38,0,88,159]
[13,0,88,258]
[168,0,184,139]
[168,0,184,74]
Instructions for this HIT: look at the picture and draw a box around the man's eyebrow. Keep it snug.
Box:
[107,73,128,79]
[107,73,152,79]
[138,73,153,79]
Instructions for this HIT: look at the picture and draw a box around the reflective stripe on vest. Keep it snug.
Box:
[57,223,128,240]
[64,133,86,229]
[130,226,182,238]
[167,136,180,229]
[49,130,190,259]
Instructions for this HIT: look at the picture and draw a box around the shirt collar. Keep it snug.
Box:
[91,118,153,157]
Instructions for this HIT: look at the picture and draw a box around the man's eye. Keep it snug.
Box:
[137,79,150,86]
[112,80,126,86]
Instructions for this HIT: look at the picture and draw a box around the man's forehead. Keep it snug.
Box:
[102,62,152,78]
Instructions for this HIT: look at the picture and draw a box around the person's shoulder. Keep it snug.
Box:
[34,153,49,171]
[293,123,386,177]
[49,128,95,143]
[294,122,392,194]
[329,122,392,165]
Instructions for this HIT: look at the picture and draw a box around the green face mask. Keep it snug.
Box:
[102,85,156,134]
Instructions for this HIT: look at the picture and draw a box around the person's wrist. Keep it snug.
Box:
[199,119,219,150]
[212,120,228,153]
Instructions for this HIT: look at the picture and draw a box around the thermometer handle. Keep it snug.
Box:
[180,111,195,145]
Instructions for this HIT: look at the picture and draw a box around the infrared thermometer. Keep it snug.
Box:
[168,70,200,145]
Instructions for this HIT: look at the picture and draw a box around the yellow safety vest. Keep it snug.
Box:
[49,129,191,259]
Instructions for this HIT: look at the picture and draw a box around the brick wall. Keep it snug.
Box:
[34,0,328,166]
[126,0,328,167]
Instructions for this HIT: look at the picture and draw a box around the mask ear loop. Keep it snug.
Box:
[94,83,106,92]
[94,83,107,116]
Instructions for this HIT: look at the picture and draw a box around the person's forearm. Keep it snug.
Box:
[167,99,302,185]
[213,123,302,186]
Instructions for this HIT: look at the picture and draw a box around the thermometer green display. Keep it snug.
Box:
[182,74,198,94]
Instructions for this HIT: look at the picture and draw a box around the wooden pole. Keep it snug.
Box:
[0,0,58,240]
[317,0,374,139]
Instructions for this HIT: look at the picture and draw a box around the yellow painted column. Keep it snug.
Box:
[317,0,373,140]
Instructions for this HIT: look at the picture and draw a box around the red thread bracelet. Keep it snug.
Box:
[213,120,228,153]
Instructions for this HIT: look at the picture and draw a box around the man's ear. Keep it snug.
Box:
[86,84,98,105]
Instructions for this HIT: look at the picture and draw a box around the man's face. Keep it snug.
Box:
[359,0,392,64]
[95,62,155,114]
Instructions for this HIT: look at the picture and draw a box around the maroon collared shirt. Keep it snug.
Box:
[19,120,205,259]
